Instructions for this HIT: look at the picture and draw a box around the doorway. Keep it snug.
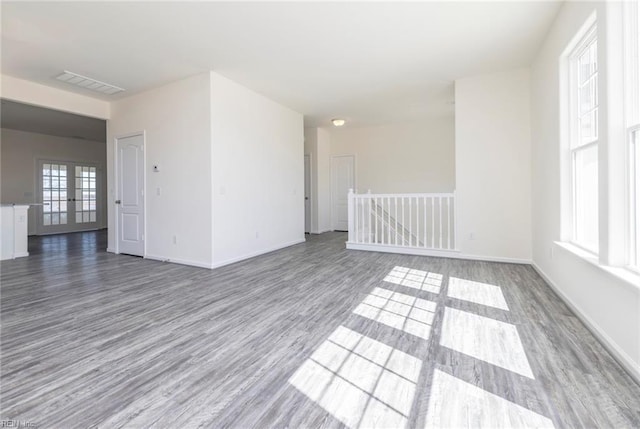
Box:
[304,154,311,233]
[331,155,355,231]
[115,134,145,256]
[1,99,107,241]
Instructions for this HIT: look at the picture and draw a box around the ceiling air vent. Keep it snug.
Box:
[55,71,124,95]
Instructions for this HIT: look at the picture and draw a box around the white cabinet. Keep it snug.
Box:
[1,205,30,260]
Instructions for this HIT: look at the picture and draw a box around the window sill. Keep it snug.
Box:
[554,241,640,290]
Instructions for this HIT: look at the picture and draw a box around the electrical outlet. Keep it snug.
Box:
[172,235,177,245]
[468,232,475,240]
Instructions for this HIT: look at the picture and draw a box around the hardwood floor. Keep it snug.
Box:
[1,230,639,428]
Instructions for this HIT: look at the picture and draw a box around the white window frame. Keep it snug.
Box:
[568,23,599,255]
[629,127,640,269]
[624,1,640,272]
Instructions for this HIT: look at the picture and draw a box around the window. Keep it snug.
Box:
[569,24,599,253]
[631,129,639,268]
[625,2,640,270]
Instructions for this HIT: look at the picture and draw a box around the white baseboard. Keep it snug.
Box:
[346,242,531,264]
[106,247,117,254]
[532,263,640,385]
[13,252,29,258]
[347,242,461,259]
[457,253,532,265]
[211,238,306,269]
[35,227,102,236]
[310,229,332,234]
[145,254,213,269]
[142,239,306,270]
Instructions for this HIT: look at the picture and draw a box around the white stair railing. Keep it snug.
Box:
[347,189,457,253]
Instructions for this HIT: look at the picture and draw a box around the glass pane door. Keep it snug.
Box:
[39,160,99,234]
[42,162,68,227]
[75,165,97,224]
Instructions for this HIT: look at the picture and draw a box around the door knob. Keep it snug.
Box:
[115,200,121,204]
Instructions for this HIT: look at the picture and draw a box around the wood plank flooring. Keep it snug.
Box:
[1,230,639,428]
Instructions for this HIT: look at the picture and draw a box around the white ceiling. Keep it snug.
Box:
[1,1,561,128]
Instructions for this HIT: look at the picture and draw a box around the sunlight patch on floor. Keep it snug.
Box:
[288,326,422,429]
[440,307,534,379]
[384,266,443,294]
[424,370,554,429]
[353,287,436,340]
[447,277,509,310]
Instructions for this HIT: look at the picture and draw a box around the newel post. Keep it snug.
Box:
[347,188,355,243]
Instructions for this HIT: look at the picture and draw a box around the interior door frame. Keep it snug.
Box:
[304,153,313,234]
[35,157,104,236]
[330,154,356,231]
[113,131,146,256]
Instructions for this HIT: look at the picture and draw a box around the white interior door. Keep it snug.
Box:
[331,155,355,231]
[304,155,311,233]
[38,160,99,234]
[116,134,145,256]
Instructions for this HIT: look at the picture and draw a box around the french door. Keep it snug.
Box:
[38,160,100,234]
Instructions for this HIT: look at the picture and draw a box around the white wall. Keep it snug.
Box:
[304,127,332,233]
[329,119,455,194]
[455,68,532,262]
[107,73,213,267]
[210,72,304,266]
[0,128,107,235]
[531,1,640,380]
[1,74,110,119]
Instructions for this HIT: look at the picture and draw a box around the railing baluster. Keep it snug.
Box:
[416,197,419,246]
[409,197,412,246]
[395,197,398,246]
[369,196,372,244]
[417,197,420,247]
[374,197,378,244]
[363,196,366,244]
[388,197,391,245]
[447,196,451,250]
[401,198,405,246]
[360,196,363,244]
[365,197,369,244]
[365,196,368,244]
[431,197,435,248]
[347,189,354,243]
[439,197,443,249]
[423,197,427,248]
[381,197,389,244]
[416,197,420,247]
[353,194,358,243]
[360,196,364,243]
[411,197,414,247]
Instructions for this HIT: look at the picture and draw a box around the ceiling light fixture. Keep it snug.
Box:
[332,118,346,127]
[55,71,125,95]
